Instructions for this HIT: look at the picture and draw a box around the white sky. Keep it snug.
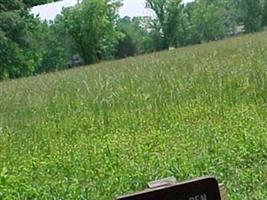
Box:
[31,0,194,21]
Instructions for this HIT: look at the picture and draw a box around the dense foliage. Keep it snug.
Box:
[1,0,267,80]
[0,9,42,79]
[115,16,154,58]
[0,31,266,200]
[0,0,61,79]
[146,0,183,49]
[241,0,264,32]
[61,0,122,64]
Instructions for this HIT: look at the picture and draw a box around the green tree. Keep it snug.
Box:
[115,16,154,58]
[62,0,122,64]
[191,1,226,42]
[115,17,138,58]
[35,18,74,73]
[132,16,155,53]
[0,0,23,11]
[181,1,201,45]
[241,0,263,32]
[263,0,267,26]
[0,0,61,11]
[175,8,194,46]
[146,0,182,49]
[0,8,43,80]
[0,0,62,80]
[217,0,243,34]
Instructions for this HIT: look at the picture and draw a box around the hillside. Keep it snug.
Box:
[0,32,266,200]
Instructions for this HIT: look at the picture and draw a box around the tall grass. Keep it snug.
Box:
[0,32,266,200]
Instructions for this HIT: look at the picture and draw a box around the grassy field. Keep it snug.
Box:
[0,32,267,200]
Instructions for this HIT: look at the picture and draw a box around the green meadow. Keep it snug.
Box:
[0,32,266,200]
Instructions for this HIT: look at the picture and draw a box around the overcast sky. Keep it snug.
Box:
[31,0,194,21]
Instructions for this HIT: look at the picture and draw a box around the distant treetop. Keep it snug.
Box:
[0,0,62,12]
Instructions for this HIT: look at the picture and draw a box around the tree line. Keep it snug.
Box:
[1,0,267,80]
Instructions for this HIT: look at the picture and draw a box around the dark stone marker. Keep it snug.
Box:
[116,177,221,200]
